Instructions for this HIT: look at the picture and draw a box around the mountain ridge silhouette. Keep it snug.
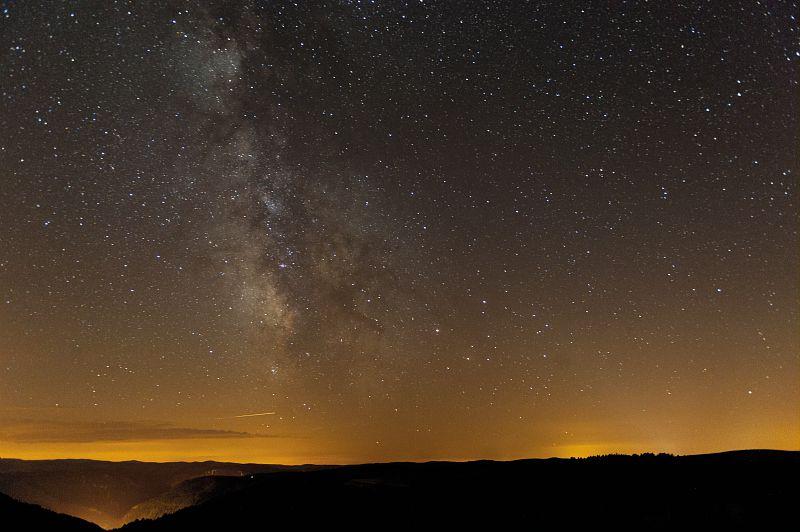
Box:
[1,450,797,530]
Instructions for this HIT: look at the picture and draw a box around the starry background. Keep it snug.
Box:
[0,0,797,463]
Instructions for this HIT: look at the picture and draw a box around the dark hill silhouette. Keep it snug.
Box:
[0,492,102,531]
[1,451,797,529]
[118,450,798,530]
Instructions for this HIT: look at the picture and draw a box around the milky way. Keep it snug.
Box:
[0,1,797,462]
[177,6,397,366]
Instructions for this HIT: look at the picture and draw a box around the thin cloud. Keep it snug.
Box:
[0,419,278,443]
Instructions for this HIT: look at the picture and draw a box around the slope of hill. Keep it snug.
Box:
[120,475,246,524]
[0,492,102,531]
[0,458,306,528]
[119,450,800,530]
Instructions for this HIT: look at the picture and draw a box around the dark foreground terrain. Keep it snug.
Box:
[0,492,101,531]
[1,450,797,530]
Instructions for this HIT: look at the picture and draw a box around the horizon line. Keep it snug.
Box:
[1,448,797,467]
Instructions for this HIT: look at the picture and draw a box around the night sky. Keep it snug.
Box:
[1,0,797,463]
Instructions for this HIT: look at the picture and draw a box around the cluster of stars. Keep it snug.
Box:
[0,0,796,460]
